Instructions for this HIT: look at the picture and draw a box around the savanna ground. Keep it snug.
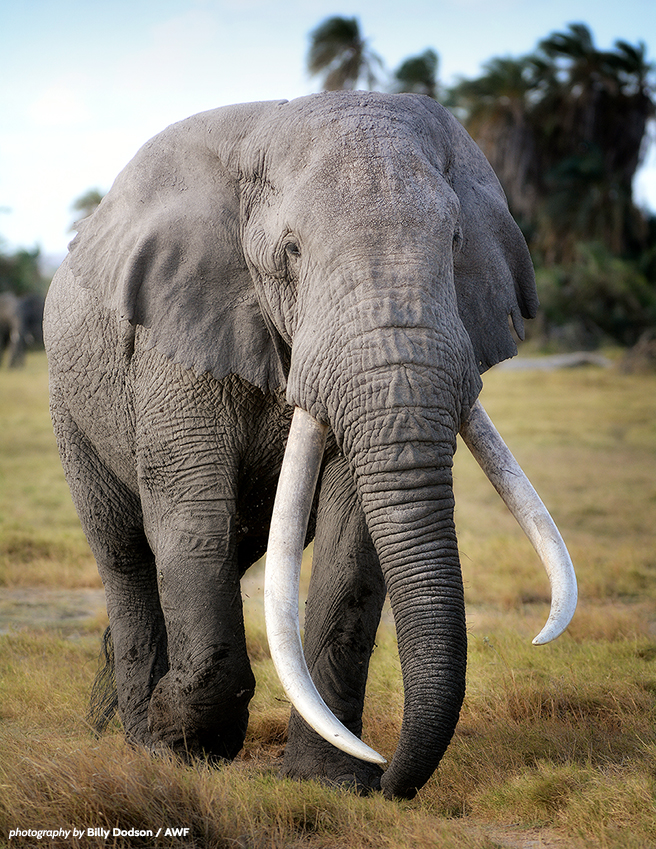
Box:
[0,351,654,848]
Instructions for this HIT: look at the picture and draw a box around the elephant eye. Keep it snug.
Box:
[452,226,463,255]
[282,240,302,278]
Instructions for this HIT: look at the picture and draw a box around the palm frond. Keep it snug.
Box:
[307,17,362,76]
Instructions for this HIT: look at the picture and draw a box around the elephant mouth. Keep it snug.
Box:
[263,402,577,767]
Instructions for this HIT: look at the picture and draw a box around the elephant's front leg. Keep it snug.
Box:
[137,438,255,761]
[282,452,386,793]
[144,504,255,760]
[53,412,168,745]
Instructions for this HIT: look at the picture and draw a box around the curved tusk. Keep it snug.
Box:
[460,400,577,644]
[264,407,386,765]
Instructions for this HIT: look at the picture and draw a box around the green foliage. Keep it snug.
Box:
[391,49,438,98]
[449,23,655,266]
[536,243,656,347]
[0,244,47,296]
[439,22,656,346]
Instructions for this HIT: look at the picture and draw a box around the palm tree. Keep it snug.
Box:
[449,24,655,262]
[391,49,439,99]
[307,16,382,91]
[447,56,541,224]
[533,24,654,259]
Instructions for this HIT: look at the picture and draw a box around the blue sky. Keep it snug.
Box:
[1,0,655,259]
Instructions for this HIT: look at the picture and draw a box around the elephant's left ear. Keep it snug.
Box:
[444,112,539,373]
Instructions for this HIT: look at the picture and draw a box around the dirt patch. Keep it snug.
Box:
[476,825,565,848]
[0,571,271,635]
[479,823,565,848]
[0,587,107,633]
[496,352,612,371]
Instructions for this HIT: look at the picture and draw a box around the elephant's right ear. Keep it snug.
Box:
[68,104,287,393]
[422,99,539,373]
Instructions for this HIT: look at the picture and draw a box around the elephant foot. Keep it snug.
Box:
[144,713,249,762]
[281,733,384,796]
[147,718,249,763]
[147,672,252,761]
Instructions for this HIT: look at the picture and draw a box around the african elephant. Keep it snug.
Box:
[0,291,44,367]
[44,91,576,800]
[0,292,20,366]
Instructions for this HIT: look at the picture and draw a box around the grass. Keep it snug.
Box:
[0,354,100,589]
[1,351,655,848]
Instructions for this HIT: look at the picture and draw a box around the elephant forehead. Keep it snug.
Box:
[266,95,451,180]
[273,91,449,145]
[274,146,459,236]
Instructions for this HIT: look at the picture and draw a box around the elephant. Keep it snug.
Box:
[44,90,576,800]
[0,291,44,367]
[0,292,20,365]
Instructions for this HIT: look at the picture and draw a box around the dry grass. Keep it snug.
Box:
[0,353,99,589]
[1,352,655,848]
[0,731,500,849]
[454,366,656,612]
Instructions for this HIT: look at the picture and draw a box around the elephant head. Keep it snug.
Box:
[68,91,576,798]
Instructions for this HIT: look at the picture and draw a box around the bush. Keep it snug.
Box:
[535,242,656,348]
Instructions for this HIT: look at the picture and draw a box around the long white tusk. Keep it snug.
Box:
[264,407,386,765]
[460,400,577,644]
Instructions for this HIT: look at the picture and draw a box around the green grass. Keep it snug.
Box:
[1,351,655,848]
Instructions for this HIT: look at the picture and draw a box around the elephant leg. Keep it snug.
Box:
[137,441,255,761]
[145,510,255,760]
[99,539,167,747]
[282,452,386,793]
[51,411,167,743]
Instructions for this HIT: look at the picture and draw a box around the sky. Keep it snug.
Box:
[1,0,655,264]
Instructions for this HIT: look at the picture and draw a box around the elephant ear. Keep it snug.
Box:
[438,105,539,373]
[68,104,287,393]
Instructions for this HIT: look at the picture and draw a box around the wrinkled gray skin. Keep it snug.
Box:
[0,292,44,367]
[44,91,537,800]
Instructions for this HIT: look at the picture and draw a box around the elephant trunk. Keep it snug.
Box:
[268,382,472,798]
[345,402,467,799]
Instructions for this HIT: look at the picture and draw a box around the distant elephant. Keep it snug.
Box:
[44,91,576,800]
[0,292,20,365]
[0,291,45,367]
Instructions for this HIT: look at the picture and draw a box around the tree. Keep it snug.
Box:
[391,49,439,99]
[449,24,655,264]
[307,16,382,91]
[0,244,45,296]
[446,55,541,225]
[533,25,654,260]
[70,188,104,230]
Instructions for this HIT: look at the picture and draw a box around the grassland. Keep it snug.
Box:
[1,351,655,848]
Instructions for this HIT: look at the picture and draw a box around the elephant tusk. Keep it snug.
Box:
[264,407,387,765]
[459,400,577,644]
